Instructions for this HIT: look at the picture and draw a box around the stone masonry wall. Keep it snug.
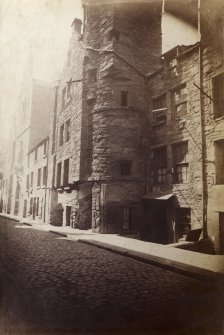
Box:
[148,46,203,229]
[202,44,224,249]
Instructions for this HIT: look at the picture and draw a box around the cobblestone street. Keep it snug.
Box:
[0,218,223,335]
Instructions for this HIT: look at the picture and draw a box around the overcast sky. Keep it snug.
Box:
[0,0,83,145]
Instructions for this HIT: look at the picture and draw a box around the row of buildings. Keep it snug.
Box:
[1,0,224,253]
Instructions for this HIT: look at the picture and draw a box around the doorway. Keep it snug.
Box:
[66,206,72,226]
[23,200,27,218]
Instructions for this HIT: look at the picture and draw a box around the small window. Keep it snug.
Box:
[63,159,69,186]
[30,172,33,188]
[168,58,178,78]
[57,162,62,187]
[59,124,64,146]
[37,168,41,187]
[213,73,224,119]
[43,141,47,156]
[121,91,128,106]
[152,95,167,124]
[67,79,72,100]
[172,84,187,118]
[215,139,224,184]
[120,161,131,176]
[172,142,189,183]
[36,197,39,216]
[34,148,38,161]
[108,29,120,41]
[153,147,167,184]
[43,166,47,186]
[26,175,29,190]
[65,119,71,142]
[87,68,97,82]
[62,87,66,108]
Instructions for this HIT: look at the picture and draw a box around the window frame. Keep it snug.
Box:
[172,141,189,184]
[213,72,224,119]
[63,158,70,186]
[37,168,41,187]
[152,94,167,125]
[65,119,71,143]
[153,146,167,184]
[56,162,62,188]
[59,124,64,146]
[121,91,128,107]
[172,84,187,119]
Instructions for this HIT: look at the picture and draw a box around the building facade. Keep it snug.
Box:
[4,59,54,222]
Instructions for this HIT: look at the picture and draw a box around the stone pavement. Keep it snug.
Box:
[1,213,224,283]
[0,216,223,335]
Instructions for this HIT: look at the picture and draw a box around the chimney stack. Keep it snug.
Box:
[71,18,82,35]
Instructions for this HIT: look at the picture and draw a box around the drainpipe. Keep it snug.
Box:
[198,0,208,238]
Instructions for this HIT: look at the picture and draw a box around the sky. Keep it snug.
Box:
[0,0,83,145]
[0,0,199,153]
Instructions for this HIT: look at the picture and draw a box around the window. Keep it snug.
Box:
[43,166,47,186]
[37,168,41,187]
[152,95,167,124]
[87,68,97,82]
[215,139,224,184]
[108,28,120,41]
[153,147,167,184]
[62,87,66,108]
[43,141,47,156]
[173,142,189,183]
[26,175,29,190]
[168,58,178,78]
[34,148,38,161]
[57,162,62,187]
[65,119,71,142]
[30,172,33,188]
[120,161,131,176]
[36,197,39,216]
[121,91,128,106]
[172,84,187,118]
[67,79,72,100]
[63,159,69,186]
[59,124,64,146]
[213,73,224,118]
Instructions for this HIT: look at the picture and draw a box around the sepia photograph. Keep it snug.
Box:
[0,0,223,334]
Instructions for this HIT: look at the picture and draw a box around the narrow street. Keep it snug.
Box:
[0,217,223,335]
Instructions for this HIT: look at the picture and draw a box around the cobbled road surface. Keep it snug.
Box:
[0,218,223,335]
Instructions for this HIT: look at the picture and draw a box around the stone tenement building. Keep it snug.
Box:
[4,57,54,222]
[48,0,224,252]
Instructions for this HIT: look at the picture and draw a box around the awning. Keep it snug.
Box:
[141,192,174,201]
